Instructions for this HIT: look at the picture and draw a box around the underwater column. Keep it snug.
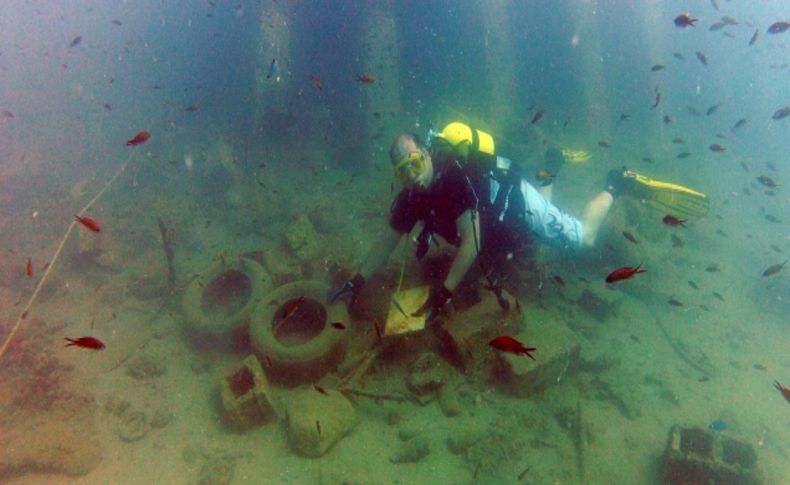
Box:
[254,0,290,139]
[479,0,519,135]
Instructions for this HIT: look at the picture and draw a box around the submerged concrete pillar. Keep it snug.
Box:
[254,2,290,140]
[479,0,518,137]
[359,3,402,170]
[568,1,610,139]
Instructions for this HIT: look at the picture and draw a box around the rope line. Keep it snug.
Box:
[0,149,138,361]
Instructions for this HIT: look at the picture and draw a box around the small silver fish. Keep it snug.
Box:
[763,260,788,277]
[749,29,759,46]
[772,106,790,120]
[267,58,280,82]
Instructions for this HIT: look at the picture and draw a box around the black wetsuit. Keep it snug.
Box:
[389,156,531,262]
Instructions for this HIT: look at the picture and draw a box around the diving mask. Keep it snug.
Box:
[393,150,428,185]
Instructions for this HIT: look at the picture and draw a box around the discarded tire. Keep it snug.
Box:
[182,257,270,351]
[249,280,347,385]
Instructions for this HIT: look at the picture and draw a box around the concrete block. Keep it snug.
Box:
[664,425,762,485]
[219,355,280,431]
[491,318,579,397]
[285,388,356,458]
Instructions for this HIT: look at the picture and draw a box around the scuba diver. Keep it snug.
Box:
[328,121,707,320]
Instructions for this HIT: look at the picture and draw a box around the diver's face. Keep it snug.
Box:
[393,141,433,189]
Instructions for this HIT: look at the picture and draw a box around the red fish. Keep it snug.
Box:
[75,215,101,232]
[531,109,545,124]
[489,336,536,360]
[662,215,686,227]
[26,258,33,277]
[309,74,323,91]
[674,14,698,28]
[125,130,151,146]
[357,74,376,84]
[283,297,305,319]
[774,381,790,404]
[64,336,105,350]
[605,263,646,283]
[331,322,346,330]
[184,104,200,112]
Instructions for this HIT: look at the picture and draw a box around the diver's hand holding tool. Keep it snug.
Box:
[413,284,452,321]
[327,273,365,304]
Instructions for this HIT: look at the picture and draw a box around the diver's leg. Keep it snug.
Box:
[537,183,553,202]
[580,191,614,247]
[520,180,584,251]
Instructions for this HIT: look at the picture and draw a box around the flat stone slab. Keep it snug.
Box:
[491,313,579,397]
[284,388,356,458]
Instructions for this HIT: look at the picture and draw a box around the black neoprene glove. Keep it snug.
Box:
[605,166,629,197]
[413,284,452,320]
[327,273,365,304]
[544,146,565,176]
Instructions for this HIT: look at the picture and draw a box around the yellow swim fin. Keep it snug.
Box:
[561,148,592,164]
[625,170,710,218]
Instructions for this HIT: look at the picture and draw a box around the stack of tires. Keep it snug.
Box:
[182,258,346,385]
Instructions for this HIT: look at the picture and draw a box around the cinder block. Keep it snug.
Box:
[664,425,762,485]
[219,355,280,430]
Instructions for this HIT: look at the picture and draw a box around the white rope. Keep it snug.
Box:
[0,149,138,361]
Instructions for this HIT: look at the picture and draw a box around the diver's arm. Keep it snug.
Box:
[359,226,403,279]
[443,209,480,292]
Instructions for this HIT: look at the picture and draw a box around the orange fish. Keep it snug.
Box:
[605,263,646,283]
[125,130,151,146]
[64,336,105,350]
[535,169,554,186]
[26,258,32,277]
[489,336,536,360]
[75,215,101,232]
[357,74,376,84]
[310,74,323,91]
[774,381,790,404]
